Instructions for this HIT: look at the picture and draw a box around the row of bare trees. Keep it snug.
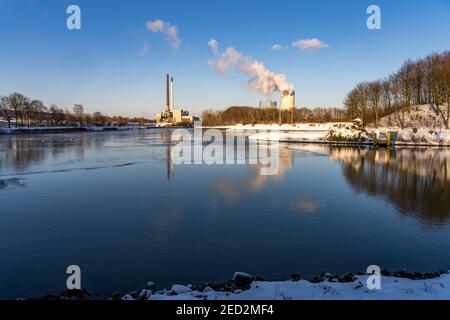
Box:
[0,92,149,128]
[202,106,348,126]
[344,51,450,128]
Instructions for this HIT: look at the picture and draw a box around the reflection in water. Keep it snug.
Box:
[0,134,104,174]
[213,147,295,204]
[292,198,320,214]
[330,146,450,225]
[2,131,450,225]
[0,131,170,176]
[161,130,175,181]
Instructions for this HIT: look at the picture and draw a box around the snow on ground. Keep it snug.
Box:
[208,123,337,132]
[233,123,450,146]
[215,122,362,144]
[248,131,328,143]
[245,121,369,144]
[124,272,450,300]
[247,128,450,146]
[377,104,447,129]
[393,128,450,146]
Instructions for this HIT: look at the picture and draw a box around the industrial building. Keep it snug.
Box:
[259,100,277,109]
[155,74,199,126]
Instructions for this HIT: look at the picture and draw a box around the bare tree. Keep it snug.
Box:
[368,81,382,127]
[381,78,393,121]
[353,82,370,126]
[22,98,33,127]
[93,112,106,126]
[30,100,46,126]
[441,51,450,128]
[47,104,66,126]
[73,104,84,126]
[8,92,28,127]
[0,95,13,128]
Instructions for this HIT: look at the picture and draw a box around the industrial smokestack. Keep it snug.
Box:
[166,74,170,111]
[170,77,174,112]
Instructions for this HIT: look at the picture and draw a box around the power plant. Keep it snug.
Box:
[259,90,296,110]
[155,74,198,126]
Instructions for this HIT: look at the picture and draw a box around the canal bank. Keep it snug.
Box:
[31,269,450,300]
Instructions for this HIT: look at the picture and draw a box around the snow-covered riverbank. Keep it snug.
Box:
[207,123,335,132]
[124,271,450,300]
[213,123,450,146]
[30,269,450,300]
[246,128,450,146]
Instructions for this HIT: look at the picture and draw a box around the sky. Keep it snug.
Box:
[0,0,449,118]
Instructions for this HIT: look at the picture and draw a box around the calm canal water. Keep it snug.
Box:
[1,129,450,298]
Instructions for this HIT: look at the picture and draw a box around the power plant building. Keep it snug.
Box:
[259,100,277,109]
[155,74,199,126]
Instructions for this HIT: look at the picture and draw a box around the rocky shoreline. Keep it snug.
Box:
[30,269,449,300]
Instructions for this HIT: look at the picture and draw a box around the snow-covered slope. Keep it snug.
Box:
[378,104,448,129]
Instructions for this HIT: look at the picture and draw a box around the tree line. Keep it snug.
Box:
[202,106,349,126]
[0,92,149,128]
[344,51,450,128]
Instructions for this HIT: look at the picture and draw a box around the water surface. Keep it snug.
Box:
[1,130,450,299]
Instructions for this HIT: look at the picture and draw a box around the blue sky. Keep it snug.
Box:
[0,0,449,118]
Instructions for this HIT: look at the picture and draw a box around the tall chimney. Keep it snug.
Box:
[166,74,170,111]
[170,77,174,112]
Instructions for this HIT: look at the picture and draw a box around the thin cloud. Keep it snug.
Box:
[146,19,181,48]
[208,39,219,55]
[292,38,328,53]
[271,44,287,51]
[139,40,150,56]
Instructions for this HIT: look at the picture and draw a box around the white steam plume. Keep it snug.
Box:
[207,40,294,97]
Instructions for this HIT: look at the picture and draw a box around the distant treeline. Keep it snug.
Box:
[202,106,349,126]
[345,51,450,128]
[0,92,150,128]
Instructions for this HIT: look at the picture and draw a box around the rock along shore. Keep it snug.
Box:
[29,268,450,301]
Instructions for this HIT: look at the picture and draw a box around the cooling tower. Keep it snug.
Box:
[281,90,295,111]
